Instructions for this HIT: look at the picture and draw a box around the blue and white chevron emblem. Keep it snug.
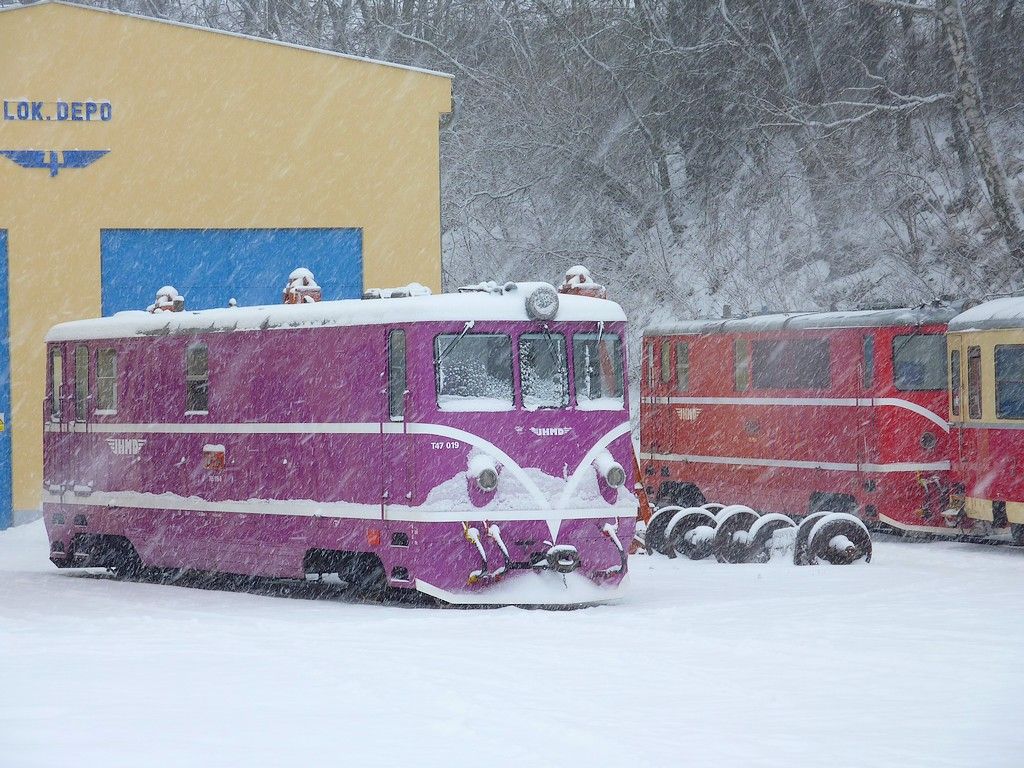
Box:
[0,149,109,177]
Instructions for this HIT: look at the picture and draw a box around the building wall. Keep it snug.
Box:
[0,1,452,518]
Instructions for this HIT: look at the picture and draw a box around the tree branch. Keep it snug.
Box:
[856,0,937,17]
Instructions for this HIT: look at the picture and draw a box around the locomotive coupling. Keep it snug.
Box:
[544,545,581,574]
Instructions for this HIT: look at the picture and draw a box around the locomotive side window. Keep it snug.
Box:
[660,341,672,384]
[967,346,982,419]
[862,336,874,390]
[96,349,118,413]
[676,342,690,391]
[49,347,62,422]
[74,345,89,422]
[751,339,830,390]
[520,332,568,410]
[950,350,962,417]
[734,338,750,392]
[186,343,209,413]
[388,330,407,421]
[646,342,655,386]
[994,345,1024,420]
[434,333,513,411]
[573,332,624,410]
[893,334,946,391]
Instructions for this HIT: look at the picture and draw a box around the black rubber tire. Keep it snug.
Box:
[655,482,706,510]
[807,514,872,565]
[712,507,760,563]
[793,512,831,566]
[646,506,683,556]
[109,542,144,579]
[338,554,390,600]
[809,492,857,516]
[746,513,797,564]
[1011,524,1024,546]
[666,509,718,560]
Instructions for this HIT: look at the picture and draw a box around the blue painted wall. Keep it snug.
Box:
[0,230,10,529]
[100,228,363,314]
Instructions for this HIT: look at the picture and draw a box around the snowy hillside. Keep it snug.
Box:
[3,520,1023,767]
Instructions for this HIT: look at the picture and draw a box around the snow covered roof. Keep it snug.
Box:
[647,304,963,337]
[45,289,627,343]
[948,297,1024,332]
[1,1,453,80]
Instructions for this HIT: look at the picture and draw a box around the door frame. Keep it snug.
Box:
[0,229,11,529]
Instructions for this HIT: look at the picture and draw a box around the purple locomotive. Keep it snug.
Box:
[42,280,635,605]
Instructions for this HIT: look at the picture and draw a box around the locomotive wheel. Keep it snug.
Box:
[338,554,390,600]
[712,506,760,563]
[645,506,683,556]
[700,503,726,516]
[666,509,718,560]
[793,512,831,565]
[806,513,872,565]
[655,482,706,510]
[745,513,797,564]
[109,541,144,579]
[713,504,758,525]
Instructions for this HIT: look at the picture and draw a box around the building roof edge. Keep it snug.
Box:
[0,1,455,82]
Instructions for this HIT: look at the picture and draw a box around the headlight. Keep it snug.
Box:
[525,284,559,320]
[920,431,937,451]
[468,453,499,493]
[594,450,626,488]
[476,467,498,492]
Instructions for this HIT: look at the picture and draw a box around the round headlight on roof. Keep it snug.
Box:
[525,284,559,321]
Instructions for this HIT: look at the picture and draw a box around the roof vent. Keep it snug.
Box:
[148,285,184,313]
[558,265,607,299]
[283,268,322,304]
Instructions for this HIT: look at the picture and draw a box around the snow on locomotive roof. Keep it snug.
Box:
[45,289,626,342]
[948,296,1024,332]
[647,304,961,336]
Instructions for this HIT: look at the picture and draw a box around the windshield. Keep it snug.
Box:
[893,334,946,391]
[434,333,514,411]
[520,332,568,410]
[573,332,624,410]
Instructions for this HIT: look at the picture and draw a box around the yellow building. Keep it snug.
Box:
[0,0,452,526]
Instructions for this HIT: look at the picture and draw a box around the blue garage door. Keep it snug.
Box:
[100,228,363,314]
[0,230,10,529]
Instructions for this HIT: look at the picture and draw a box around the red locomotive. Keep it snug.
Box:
[639,305,961,540]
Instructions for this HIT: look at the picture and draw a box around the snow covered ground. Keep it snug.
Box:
[2,520,1023,768]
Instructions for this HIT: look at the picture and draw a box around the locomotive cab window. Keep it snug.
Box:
[862,335,874,390]
[967,346,982,420]
[950,349,962,417]
[573,332,624,410]
[893,334,946,391]
[660,341,672,384]
[49,347,62,421]
[520,332,568,410]
[434,332,513,411]
[752,339,830,390]
[388,330,407,421]
[995,345,1024,420]
[96,349,117,413]
[186,343,209,413]
[676,342,690,391]
[734,338,750,392]
[74,345,89,422]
